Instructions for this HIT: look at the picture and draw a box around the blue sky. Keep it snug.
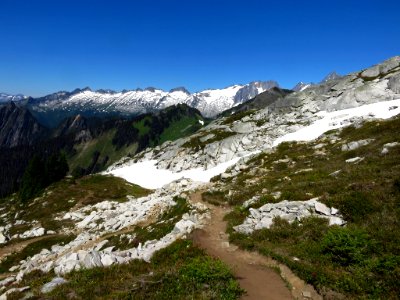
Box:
[0,0,399,97]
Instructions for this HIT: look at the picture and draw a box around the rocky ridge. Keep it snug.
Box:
[111,56,400,174]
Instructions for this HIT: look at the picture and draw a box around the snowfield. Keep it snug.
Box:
[108,99,400,189]
[107,158,242,189]
[273,99,400,146]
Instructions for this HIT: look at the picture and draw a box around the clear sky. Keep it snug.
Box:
[0,0,399,97]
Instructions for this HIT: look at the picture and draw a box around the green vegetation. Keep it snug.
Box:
[0,235,75,273]
[14,240,243,299]
[4,175,150,233]
[19,152,69,203]
[182,129,236,151]
[159,115,203,144]
[133,116,152,136]
[221,110,256,125]
[69,129,138,177]
[215,116,400,298]
[202,190,226,206]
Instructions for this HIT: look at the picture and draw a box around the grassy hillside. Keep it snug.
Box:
[0,174,242,299]
[206,116,400,299]
[69,104,205,177]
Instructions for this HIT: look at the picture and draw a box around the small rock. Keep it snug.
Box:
[302,290,312,298]
[345,157,364,163]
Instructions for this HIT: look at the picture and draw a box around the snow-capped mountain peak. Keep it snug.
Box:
[27,81,279,127]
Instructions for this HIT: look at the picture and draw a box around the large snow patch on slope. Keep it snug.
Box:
[273,99,400,146]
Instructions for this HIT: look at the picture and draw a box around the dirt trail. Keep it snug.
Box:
[190,191,322,300]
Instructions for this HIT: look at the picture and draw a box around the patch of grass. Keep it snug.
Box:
[133,116,152,136]
[69,129,138,173]
[0,235,75,273]
[222,110,256,125]
[159,115,203,144]
[12,175,150,232]
[18,240,243,299]
[202,190,226,206]
[182,129,236,151]
[219,116,400,298]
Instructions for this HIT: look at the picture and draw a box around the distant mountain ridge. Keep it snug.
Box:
[0,92,26,103]
[25,81,279,127]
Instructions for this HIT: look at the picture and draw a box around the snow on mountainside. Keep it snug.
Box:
[27,81,279,127]
[0,93,26,103]
[292,82,312,92]
[107,56,400,189]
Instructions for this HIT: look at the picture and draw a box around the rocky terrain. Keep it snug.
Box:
[1,56,400,299]
[109,57,400,178]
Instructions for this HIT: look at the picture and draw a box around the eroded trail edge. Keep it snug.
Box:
[189,190,322,300]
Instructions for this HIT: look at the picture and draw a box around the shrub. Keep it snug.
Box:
[321,226,370,266]
[338,191,375,222]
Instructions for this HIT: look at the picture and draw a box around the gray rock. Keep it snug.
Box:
[388,74,400,93]
[361,66,380,78]
[341,139,374,151]
[345,156,364,163]
[0,233,7,244]
[0,277,15,287]
[82,251,103,269]
[314,202,331,216]
[41,277,67,293]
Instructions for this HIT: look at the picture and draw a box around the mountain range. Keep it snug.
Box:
[0,56,400,299]
[1,72,339,129]
[23,81,278,127]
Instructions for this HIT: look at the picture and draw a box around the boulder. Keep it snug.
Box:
[82,251,103,269]
[388,74,400,93]
[100,254,117,267]
[0,233,7,244]
[41,277,67,293]
[341,139,374,151]
[314,202,331,216]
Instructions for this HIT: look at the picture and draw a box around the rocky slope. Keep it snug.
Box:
[110,56,400,176]
[26,81,278,127]
[0,102,48,148]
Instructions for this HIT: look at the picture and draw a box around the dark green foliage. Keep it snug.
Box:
[112,104,204,151]
[19,152,69,202]
[337,191,375,222]
[321,226,371,266]
[221,109,256,125]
